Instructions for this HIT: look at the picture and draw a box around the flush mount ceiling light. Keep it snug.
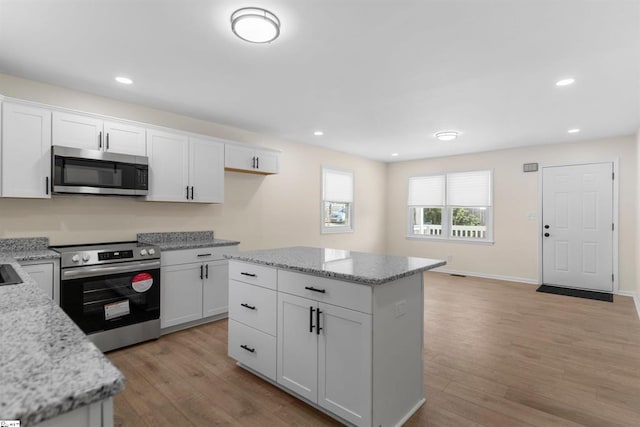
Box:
[231,7,280,43]
[313,130,324,136]
[391,153,399,157]
[435,131,458,141]
[568,128,581,134]
[115,76,133,85]
[556,78,575,87]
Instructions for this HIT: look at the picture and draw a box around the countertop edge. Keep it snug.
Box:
[138,239,241,251]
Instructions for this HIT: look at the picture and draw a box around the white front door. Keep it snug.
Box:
[542,163,614,292]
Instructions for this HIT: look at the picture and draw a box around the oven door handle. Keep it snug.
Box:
[62,260,161,280]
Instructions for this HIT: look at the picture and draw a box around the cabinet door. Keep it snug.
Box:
[277,293,318,402]
[103,120,146,156]
[189,137,224,203]
[255,149,279,174]
[20,263,54,299]
[146,129,189,202]
[1,102,52,198]
[160,264,203,328]
[52,111,103,151]
[224,144,255,171]
[202,260,228,318]
[317,303,372,426]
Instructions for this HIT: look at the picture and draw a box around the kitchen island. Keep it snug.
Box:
[225,246,445,427]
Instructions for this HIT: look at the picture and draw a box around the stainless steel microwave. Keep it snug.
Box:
[52,146,149,196]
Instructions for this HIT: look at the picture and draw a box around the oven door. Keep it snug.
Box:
[60,260,160,334]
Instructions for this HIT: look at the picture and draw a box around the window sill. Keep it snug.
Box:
[405,235,495,245]
[322,227,354,235]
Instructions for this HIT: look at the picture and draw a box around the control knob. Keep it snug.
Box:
[82,254,91,262]
[140,249,148,256]
[148,248,156,255]
[71,254,80,263]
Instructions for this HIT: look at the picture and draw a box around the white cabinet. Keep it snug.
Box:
[160,246,237,331]
[20,261,55,300]
[37,397,113,427]
[1,102,52,198]
[52,111,146,156]
[146,130,224,203]
[277,292,372,426]
[225,144,279,175]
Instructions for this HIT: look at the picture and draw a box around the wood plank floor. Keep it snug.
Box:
[107,272,640,426]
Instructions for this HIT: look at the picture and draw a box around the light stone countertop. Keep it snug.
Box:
[225,246,446,285]
[0,255,124,426]
[0,237,60,262]
[137,231,240,251]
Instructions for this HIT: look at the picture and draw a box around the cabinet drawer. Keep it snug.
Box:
[161,246,236,265]
[229,280,277,336]
[277,270,372,314]
[229,261,277,290]
[228,319,276,381]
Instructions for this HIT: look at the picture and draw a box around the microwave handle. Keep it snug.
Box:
[62,260,161,280]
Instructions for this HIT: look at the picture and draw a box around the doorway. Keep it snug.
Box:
[541,162,615,292]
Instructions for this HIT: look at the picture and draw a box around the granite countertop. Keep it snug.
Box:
[225,246,446,285]
[0,237,60,262]
[0,256,124,426]
[137,231,240,251]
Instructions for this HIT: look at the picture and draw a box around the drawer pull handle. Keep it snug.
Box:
[197,253,212,257]
[241,272,257,277]
[240,344,255,353]
[317,308,323,335]
[241,303,256,310]
[305,286,326,293]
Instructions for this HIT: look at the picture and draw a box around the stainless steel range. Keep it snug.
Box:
[52,241,161,352]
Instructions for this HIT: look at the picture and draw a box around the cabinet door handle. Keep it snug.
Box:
[309,306,315,333]
[45,177,49,195]
[256,156,259,169]
[305,286,326,294]
[186,186,189,200]
[241,272,256,277]
[98,131,102,149]
[190,186,194,200]
[197,253,212,257]
[200,264,204,280]
[241,303,256,310]
[240,344,255,353]
[316,308,323,335]
[106,133,110,150]
[252,156,256,168]
[205,264,209,279]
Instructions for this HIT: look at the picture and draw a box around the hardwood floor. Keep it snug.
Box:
[107,272,640,426]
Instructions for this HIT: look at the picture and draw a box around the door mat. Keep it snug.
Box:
[536,284,613,302]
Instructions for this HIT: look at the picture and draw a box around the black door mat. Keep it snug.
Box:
[536,284,613,302]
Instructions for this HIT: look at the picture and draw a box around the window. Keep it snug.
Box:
[408,170,492,242]
[322,167,353,233]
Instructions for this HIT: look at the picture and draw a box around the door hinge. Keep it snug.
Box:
[612,172,615,180]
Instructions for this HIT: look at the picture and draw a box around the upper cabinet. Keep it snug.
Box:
[146,130,224,203]
[52,111,146,156]
[1,102,52,198]
[225,144,279,175]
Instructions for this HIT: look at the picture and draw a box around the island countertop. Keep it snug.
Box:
[225,246,446,285]
[0,255,124,426]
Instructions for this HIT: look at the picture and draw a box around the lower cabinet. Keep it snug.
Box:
[37,397,113,427]
[20,260,59,303]
[160,247,236,330]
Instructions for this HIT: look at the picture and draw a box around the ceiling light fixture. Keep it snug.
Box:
[313,130,324,136]
[555,78,575,87]
[115,76,133,85]
[567,128,581,134]
[435,131,458,141]
[391,153,399,157]
[231,7,280,44]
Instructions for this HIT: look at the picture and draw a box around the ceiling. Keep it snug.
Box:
[0,0,638,162]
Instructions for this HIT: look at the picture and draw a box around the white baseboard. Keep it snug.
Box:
[617,290,640,320]
[431,267,539,285]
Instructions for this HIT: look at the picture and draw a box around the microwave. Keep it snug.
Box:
[52,146,149,196]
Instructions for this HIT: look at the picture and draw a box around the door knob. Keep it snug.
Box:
[544,233,550,237]
[544,225,550,229]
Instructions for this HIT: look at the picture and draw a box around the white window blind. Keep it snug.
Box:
[408,175,445,206]
[323,168,353,202]
[446,170,492,206]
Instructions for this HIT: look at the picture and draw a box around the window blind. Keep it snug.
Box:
[323,168,353,202]
[446,170,492,206]
[408,175,445,206]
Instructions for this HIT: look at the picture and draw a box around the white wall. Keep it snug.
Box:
[386,136,637,291]
[637,130,640,298]
[0,74,388,252]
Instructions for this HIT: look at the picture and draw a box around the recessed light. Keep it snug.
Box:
[313,131,324,136]
[231,7,280,44]
[555,78,575,87]
[391,153,399,157]
[435,131,458,141]
[115,76,133,85]
[568,128,580,134]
